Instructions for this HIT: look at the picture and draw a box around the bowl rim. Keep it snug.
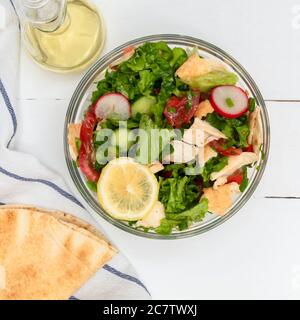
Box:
[64,34,270,239]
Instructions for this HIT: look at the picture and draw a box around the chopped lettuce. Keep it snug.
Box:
[201,156,228,186]
[155,218,174,235]
[91,42,188,127]
[86,181,97,193]
[138,70,156,96]
[75,137,81,152]
[92,70,139,101]
[248,97,256,113]
[159,175,200,213]
[239,166,249,192]
[236,125,250,148]
[155,198,208,235]
[187,70,238,92]
[170,47,188,69]
[206,112,250,148]
[166,198,208,222]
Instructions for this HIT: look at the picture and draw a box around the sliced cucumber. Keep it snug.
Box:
[110,128,135,152]
[132,96,156,117]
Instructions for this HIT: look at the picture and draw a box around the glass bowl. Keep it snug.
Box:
[64,34,270,239]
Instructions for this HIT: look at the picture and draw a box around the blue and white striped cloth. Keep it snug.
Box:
[0,0,150,300]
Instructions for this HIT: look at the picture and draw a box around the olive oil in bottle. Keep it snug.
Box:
[18,0,105,73]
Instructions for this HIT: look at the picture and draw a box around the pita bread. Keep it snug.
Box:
[195,100,214,119]
[2,204,109,242]
[67,123,82,161]
[247,107,263,155]
[210,152,258,182]
[0,205,117,300]
[147,161,164,174]
[176,54,225,83]
[202,182,240,215]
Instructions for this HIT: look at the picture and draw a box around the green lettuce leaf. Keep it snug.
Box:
[166,198,208,222]
[239,166,249,192]
[201,155,228,186]
[137,70,156,96]
[188,70,238,92]
[170,47,188,69]
[206,112,250,148]
[155,198,209,235]
[159,175,201,213]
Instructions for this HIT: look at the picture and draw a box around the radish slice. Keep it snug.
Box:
[210,85,248,118]
[95,93,131,120]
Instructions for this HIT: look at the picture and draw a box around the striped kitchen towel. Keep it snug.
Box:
[0,0,150,300]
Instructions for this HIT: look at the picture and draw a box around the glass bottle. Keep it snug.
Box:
[17,0,105,73]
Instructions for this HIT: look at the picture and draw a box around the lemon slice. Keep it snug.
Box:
[97,157,159,221]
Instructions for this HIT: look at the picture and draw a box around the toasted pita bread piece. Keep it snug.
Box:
[0,204,113,245]
[67,123,82,161]
[0,206,116,300]
[183,118,226,148]
[211,152,258,188]
[202,182,240,215]
[195,100,214,119]
[247,106,263,155]
[176,53,225,84]
[200,120,227,144]
[147,161,164,174]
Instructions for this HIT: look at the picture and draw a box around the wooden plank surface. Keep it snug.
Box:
[14,0,300,299]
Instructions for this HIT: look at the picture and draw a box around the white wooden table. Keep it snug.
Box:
[15,0,300,299]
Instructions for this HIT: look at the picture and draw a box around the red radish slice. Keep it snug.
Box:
[210,85,248,118]
[95,93,131,120]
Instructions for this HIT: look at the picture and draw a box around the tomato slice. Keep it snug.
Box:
[244,144,254,153]
[163,93,200,128]
[227,170,244,185]
[79,105,100,183]
[209,139,242,156]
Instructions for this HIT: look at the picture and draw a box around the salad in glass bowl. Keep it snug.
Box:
[66,35,268,237]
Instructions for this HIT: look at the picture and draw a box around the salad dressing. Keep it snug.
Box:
[18,0,105,72]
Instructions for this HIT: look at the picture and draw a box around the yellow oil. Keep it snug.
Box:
[24,0,105,73]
